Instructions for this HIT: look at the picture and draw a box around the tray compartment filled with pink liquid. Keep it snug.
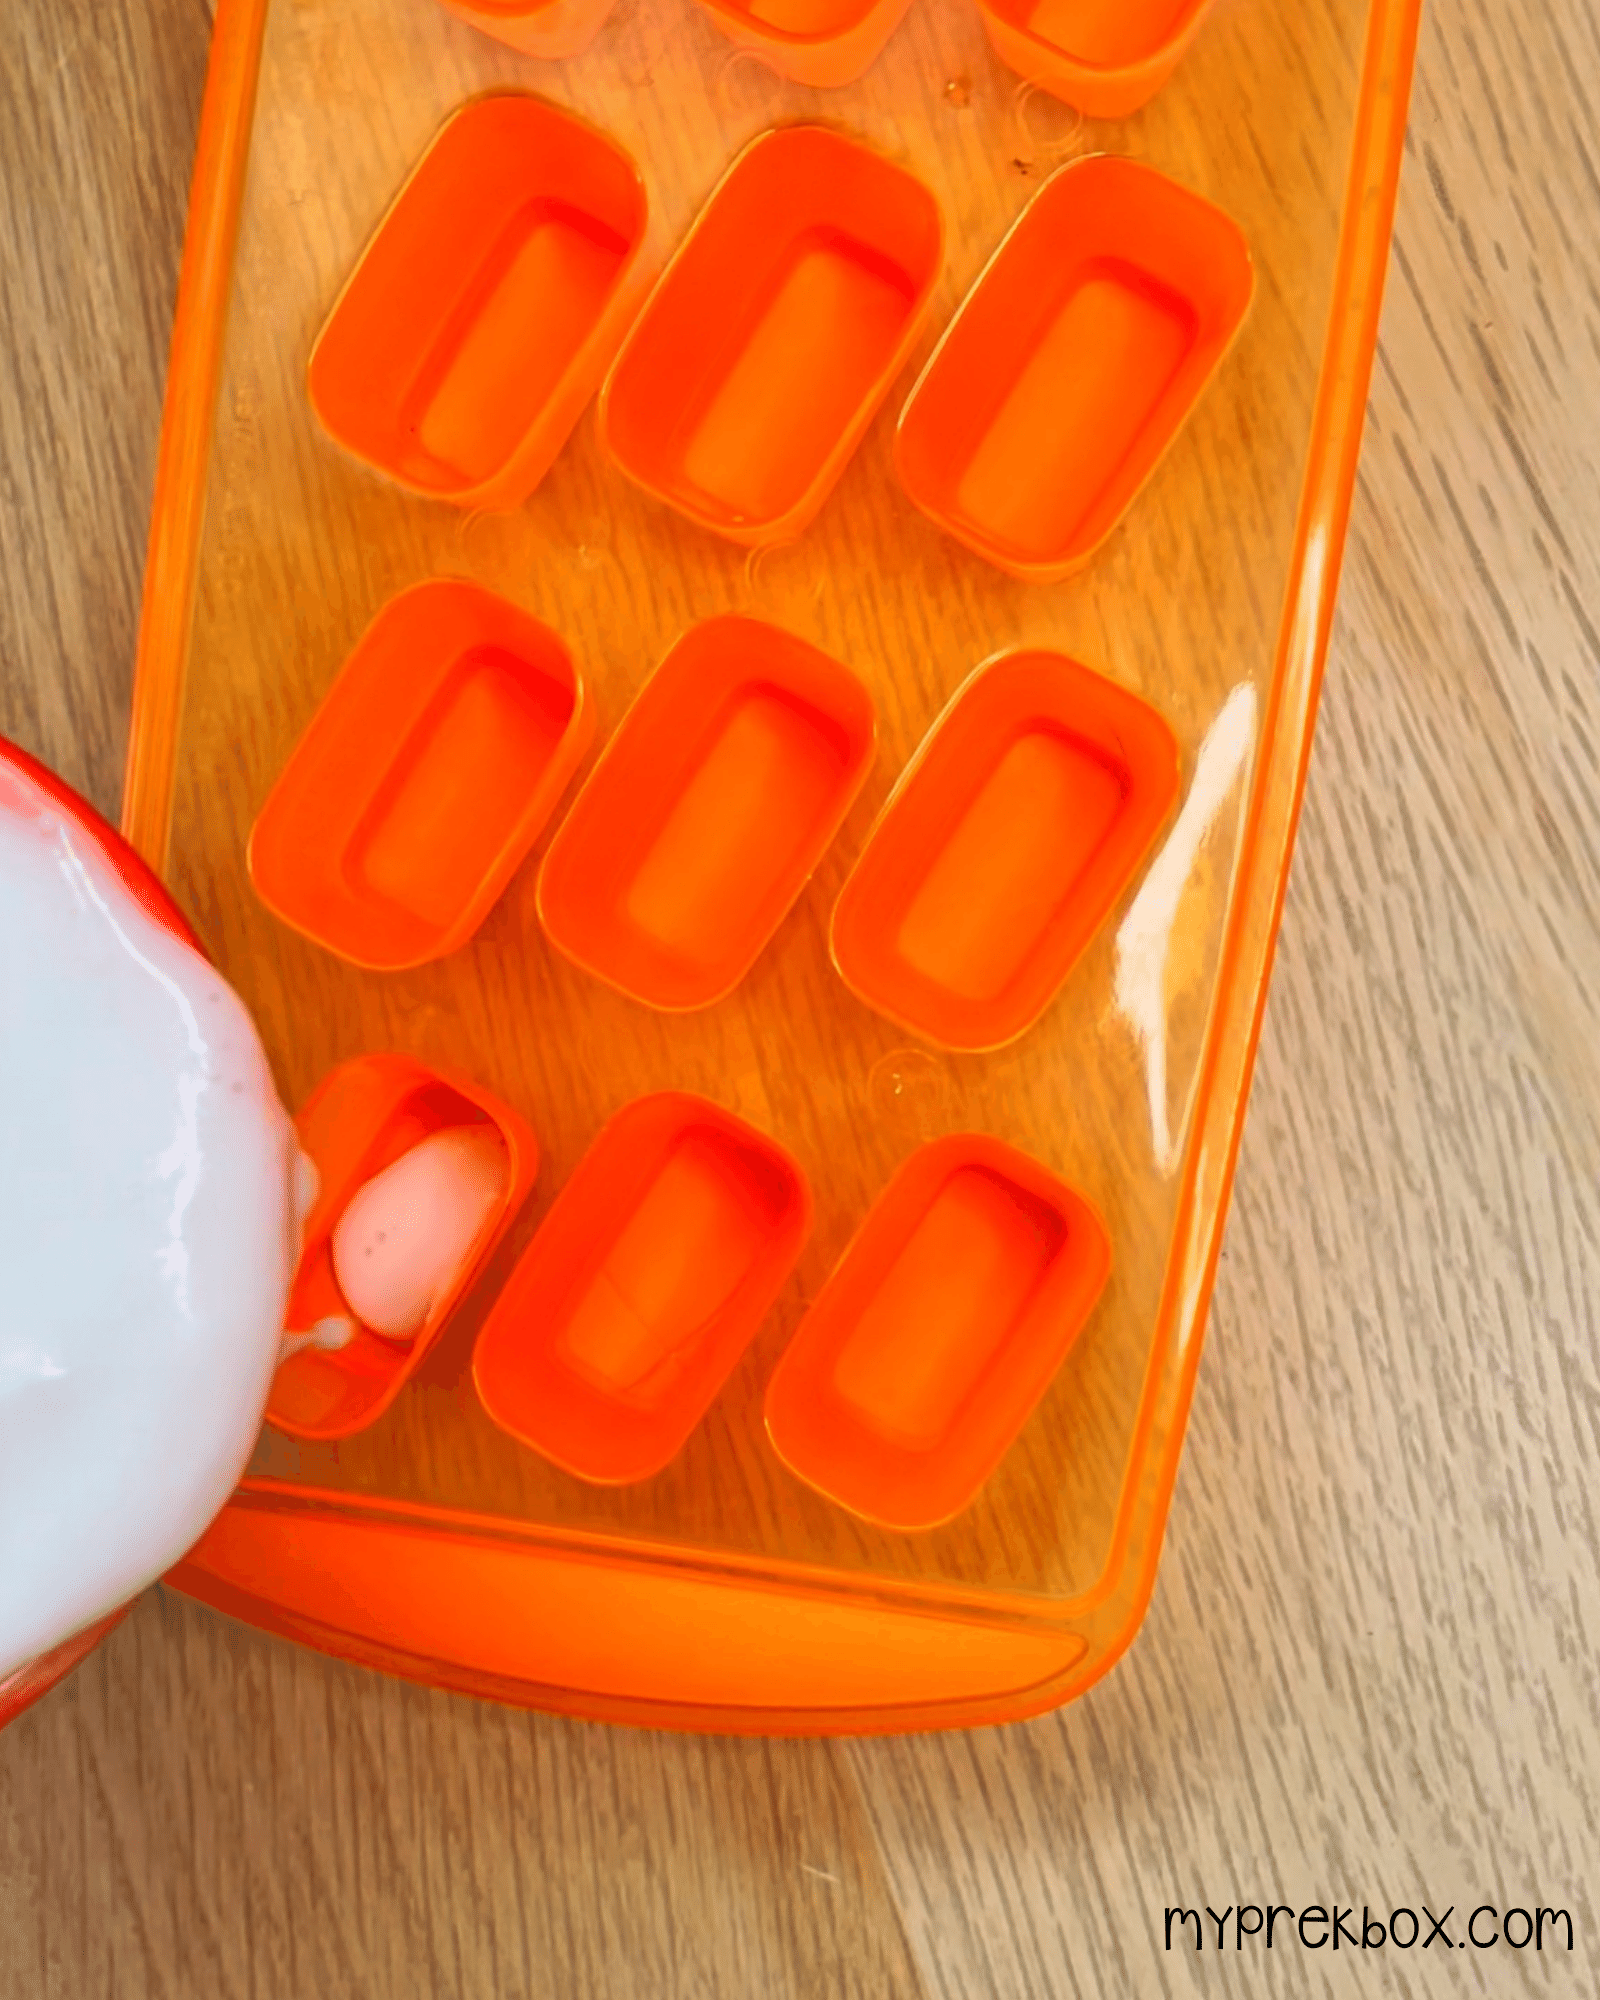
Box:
[123,0,1421,1728]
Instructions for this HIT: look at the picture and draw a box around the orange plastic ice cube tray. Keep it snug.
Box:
[438,0,620,59]
[691,0,916,88]
[598,124,943,546]
[308,93,652,508]
[894,154,1254,582]
[249,578,594,969]
[766,1133,1110,1529]
[975,0,1217,119]
[831,649,1178,1050]
[270,1053,540,1439]
[122,0,1421,1732]
[538,613,876,1008]
[474,1091,812,1481]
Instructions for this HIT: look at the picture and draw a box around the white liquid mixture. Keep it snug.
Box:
[0,762,302,1678]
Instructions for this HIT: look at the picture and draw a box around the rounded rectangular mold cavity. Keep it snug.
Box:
[895,156,1253,583]
[537,614,877,1010]
[433,0,619,59]
[597,127,943,547]
[269,1054,539,1442]
[249,580,593,972]
[472,1092,812,1484]
[765,1134,1110,1530]
[974,0,1215,115]
[831,650,1179,1052]
[690,0,918,88]
[308,94,651,509]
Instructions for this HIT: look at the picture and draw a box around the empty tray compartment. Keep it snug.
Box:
[765,1134,1110,1529]
[831,649,1179,1051]
[434,0,619,60]
[308,93,650,509]
[975,0,1215,115]
[270,1054,538,1441]
[691,0,917,89]
[473,1092,811,1482]
[598,126,942,546]
[537,614,876,1009]
[249,580,592,971]
[895,155,1253,582]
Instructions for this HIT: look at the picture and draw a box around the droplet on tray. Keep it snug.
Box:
[868,1048,952,1137]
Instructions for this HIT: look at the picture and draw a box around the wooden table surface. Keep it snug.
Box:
[3,0,1599,1990]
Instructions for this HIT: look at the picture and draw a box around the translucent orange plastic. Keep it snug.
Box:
[538,615,876,1009]
[691,0,917,87]
[474,1092,812,1481]
[598,126,942,546]
[0,1606,127,1735]
[270,1054,540,1440]
[831,650,1178,1050]
[437,0,619,59]
[309,94,651,510]
[976,0,1215,116]
[249,579,593,971]
[121,0,1422,1733]
[767,1135,1109,1528]
[896,156,1254,582]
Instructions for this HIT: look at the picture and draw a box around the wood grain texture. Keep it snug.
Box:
[0,0,209,814]
[3,0,1599,1997]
